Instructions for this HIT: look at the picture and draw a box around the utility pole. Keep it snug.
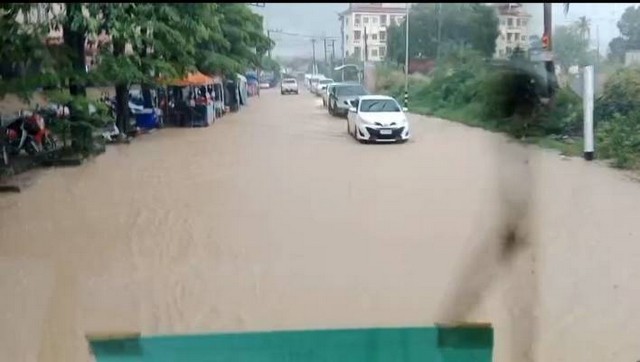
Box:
[323,37,328,65]
[543,3,556,100]
[404,3,409,109]
[311,38,317,75]
[364,26,369,62]
[267,30,272,58]
[331,40,336,64]
[596,24,600,61]
[583,65,595,161]
[436,3,442,61]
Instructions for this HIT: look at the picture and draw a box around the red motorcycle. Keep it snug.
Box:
[4,112,57,156]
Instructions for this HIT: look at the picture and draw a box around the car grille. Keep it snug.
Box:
[365,127,405,140]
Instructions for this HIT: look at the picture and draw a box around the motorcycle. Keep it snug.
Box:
[4,111,57,156]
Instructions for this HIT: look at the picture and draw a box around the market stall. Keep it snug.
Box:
[159,72,216,127]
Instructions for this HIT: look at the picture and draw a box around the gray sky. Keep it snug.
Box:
[254,3,345,59]
[255,3,639,58]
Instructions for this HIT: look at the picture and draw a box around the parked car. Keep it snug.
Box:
[281,78,299,95]
[315,78,334,96]
[322,83,339,107]
[346,95,410,144]
[309,75,324,94]
[328,83,368,117]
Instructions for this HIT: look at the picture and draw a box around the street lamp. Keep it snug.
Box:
[404,2,410,109]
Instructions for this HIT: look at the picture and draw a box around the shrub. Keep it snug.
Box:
[597,112,640,169]
[596,67,640,122]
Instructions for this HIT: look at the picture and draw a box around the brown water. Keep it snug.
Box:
[1,89,639,362]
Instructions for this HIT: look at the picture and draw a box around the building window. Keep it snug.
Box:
[506,46,512,54]
[346,17,349,25]
[521,34,526,41]
[501,18,506,26]
[372,16,377,24]
[507,33,512,42]
[372,33,378,41]
[355,14,361,26]
[363,16,369,24]
[396,16,403,25]
[380,15,387,25]
[516,18,521,27]
[507,18,513,26]
[354,30,361,41]
[346,34,349,43]
[371,48,378,57]
[379,46,386,58]
[380,30,386,42]
[354,46,362,59]
[522,19,528,27]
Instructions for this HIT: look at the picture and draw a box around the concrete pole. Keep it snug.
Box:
[404,3,410,109]
[323,37,328,66]
[583,65,595,161]
[267,30,272,58]
[311,39,317,75]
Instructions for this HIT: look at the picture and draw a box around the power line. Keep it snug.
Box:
[268,29,339,40]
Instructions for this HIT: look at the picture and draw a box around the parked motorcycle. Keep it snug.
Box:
[4,111,57,156]
[1,126,9,167]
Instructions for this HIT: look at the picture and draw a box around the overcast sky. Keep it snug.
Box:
[255,3,639,58]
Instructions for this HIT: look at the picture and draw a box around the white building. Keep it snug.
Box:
[339,3,408,62]
[489,3,532,59]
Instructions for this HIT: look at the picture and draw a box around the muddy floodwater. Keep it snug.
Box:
[1,89,640,362]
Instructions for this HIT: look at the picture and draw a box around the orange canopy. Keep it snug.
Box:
[162,71,214,86]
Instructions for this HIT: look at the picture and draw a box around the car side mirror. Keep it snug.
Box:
[402,107,408,112]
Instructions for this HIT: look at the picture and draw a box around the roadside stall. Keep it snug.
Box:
[237,74,248,106]
[159,72,216,127]
[211,75,226,118]
[246,71,259,97]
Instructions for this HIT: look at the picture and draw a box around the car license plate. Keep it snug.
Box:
[380,129,392,135]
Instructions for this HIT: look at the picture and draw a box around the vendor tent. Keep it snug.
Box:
[160,71,214,86]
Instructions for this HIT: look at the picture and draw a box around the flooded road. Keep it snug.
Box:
[1,88,640,362]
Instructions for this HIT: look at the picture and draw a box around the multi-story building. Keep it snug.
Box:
[489,3,532,59]
[339,3,409,62]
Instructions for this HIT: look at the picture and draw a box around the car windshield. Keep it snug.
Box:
[359,99,401,113]
[336,85,366,97]
[319,79,333,85]
[283,79,296,84]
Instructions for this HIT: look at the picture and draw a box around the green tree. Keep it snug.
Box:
[617,5,640,49]
[553,25,590,71]
[387,3,498,63]
[198,3,273,78]
[608,36,627,63]
[576,16,591,42]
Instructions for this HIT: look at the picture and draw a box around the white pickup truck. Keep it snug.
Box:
[280,78,299,95]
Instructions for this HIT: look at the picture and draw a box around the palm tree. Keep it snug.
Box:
[576,16,591,42]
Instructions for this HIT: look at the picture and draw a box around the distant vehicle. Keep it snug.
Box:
[259,82,271,89]
[327,83,368,117]
[315,78,334,96]
[346,95,410,144]
[281,78,299,95]
[322,83,339,107]
[309,75,324,93]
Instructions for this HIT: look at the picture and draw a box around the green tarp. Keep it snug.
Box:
[90,325,493,362]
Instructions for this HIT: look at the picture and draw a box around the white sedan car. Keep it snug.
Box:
[347,95,410,143]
